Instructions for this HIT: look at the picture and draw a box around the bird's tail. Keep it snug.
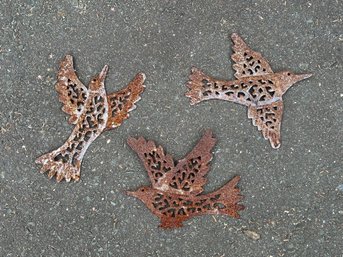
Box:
[210,176,245,218]
[185,67,216,105]
[36,147,81,182]
[185,67,208,105]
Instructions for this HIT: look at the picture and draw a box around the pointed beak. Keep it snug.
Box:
[99,65,109,81]
[295,73,312,82]
[126,191,136,197]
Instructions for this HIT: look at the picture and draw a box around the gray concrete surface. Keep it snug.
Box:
[0,0,342,256]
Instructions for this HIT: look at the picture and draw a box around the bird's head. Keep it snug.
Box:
[277,71,312,94]
[89,65,108,91]
[126,186,155,202]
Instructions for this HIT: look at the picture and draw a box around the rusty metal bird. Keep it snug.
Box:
[186,33,312,149]
[36,55,145,182]
[126,130,244,229]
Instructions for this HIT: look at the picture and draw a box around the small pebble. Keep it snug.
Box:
[243,229,261,240]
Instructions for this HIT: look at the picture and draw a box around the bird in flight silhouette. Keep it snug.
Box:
[186,33,312,149]
[127,130,244,229]
[36,55,145,182]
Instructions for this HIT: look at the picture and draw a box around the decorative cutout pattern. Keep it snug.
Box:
[127,130,244,229]
[231,33,273,79]
[106,73,145,129]
[186,33,312,149]
[248,101,283,148]
[36,55,145,182]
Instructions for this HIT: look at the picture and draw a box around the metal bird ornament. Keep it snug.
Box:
[127,130,244,229]
[36,55,146,182]
[186,33,312,149]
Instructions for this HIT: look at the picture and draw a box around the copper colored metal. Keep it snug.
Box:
[186,33,312,149]
[36,55,145,182]
[127,130,244,229]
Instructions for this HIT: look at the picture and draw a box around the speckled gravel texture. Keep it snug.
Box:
[0,1,342,256]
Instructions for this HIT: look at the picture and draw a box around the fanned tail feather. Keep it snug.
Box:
[185,67,209,105]
[212,176,245,218]
[36,150,81,182]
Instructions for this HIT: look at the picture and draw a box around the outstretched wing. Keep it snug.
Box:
[106,73,145,130]
[162,130,217,195]
[127,136,175,188]
[248,101,283,149]
[231,33,274,79]
[55,55,89,124]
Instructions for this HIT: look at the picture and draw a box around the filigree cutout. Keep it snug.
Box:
[106,73,145,129]
[36,55,146,182]
[231,33,273,79]
[248,101,283,148]
[127,130,244,229]
[186,33,312,149]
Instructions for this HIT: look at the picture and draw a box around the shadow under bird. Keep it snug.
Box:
[36,55,145,182]
[127,130,244,229]
[186,33,312,149]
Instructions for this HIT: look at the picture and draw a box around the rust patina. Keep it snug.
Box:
[36,55,146,182]
[127,130,244,229]
[186,33,312,149]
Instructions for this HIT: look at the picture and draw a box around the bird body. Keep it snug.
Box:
[127,130,244,229]
[36,55,145,182]
[128,176,242,228]
[186,33,312,148]
[188,71,279,106]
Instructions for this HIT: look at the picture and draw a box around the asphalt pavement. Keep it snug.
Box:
[0,1,342,256]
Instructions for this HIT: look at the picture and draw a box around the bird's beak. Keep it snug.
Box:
[294,73,313,83]
[281,72,313,94]
[99,65,109,81]
[126,191,136,197]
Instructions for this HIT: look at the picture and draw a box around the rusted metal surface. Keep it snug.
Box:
[127,130,244,229]
[186,33,312,149]
[36,55,145,182]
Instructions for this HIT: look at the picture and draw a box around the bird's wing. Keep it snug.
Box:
[127,136,175,188]
[106,73,145,130]
[248,101,283,149]
[164,130,217,195]
[231,33,274,79]
[55,55,89,124]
